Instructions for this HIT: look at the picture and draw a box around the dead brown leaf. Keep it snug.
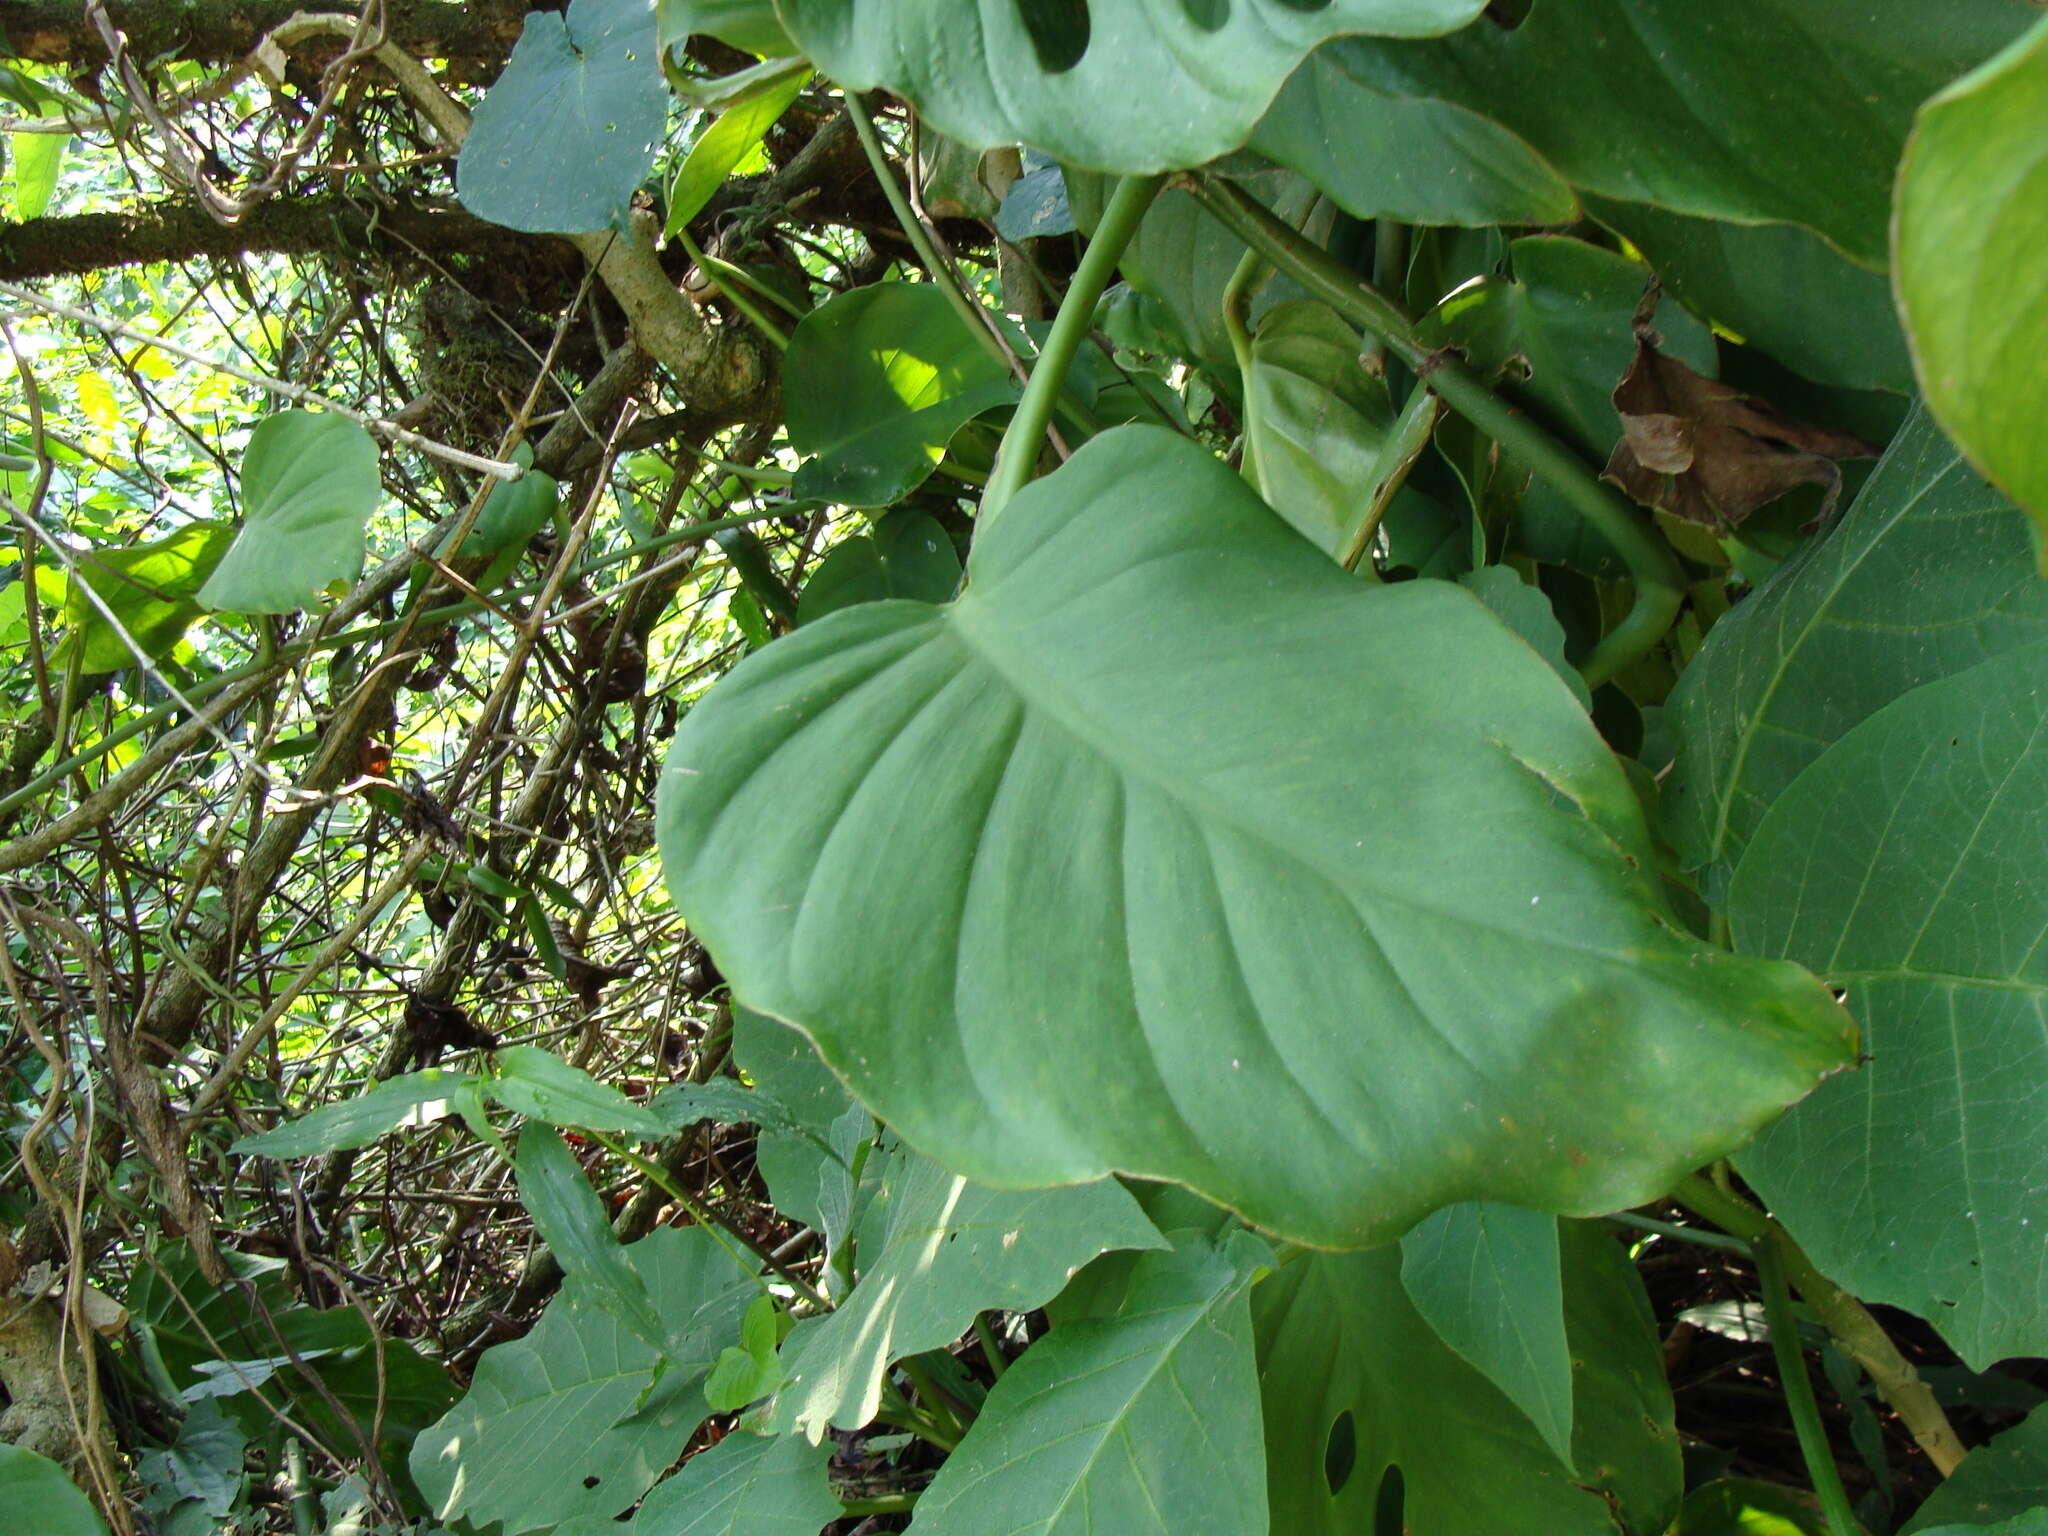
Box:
[1603,288,1880,533]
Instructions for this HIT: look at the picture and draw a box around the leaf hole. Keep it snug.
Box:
[582,1475,601,1489]
[1014,0,1091,73]
[1271,0,1333,10]
[1179,0,1230,30]
[1323,1408,1357,1495]
[1373,1463,1406,1535]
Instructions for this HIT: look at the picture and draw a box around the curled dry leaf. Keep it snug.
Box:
[1603,289,1880,532]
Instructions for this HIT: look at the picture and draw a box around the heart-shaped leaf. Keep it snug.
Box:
[659,425,1851,1248]
[458,0,667,233]
[778,0,1486,174]
[200,411,380,614]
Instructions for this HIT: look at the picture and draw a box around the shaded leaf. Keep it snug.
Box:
[1731,639,2048,1366]
[657,0,795,58]
[1244,299,1394,554]
[410,1228,755,1534]
[703,1294,782,1411]
[1603,295,1880,532]
[779,0,1486,175]
[200,411,381,614]
[906,1232,1272,1535]
[572,1429,840,1535]
[232,1069,469,1157]
[1325,3,2032,265]
[1399,1202,1572,1467]
[458,0,667,233]
[765,1152,1163,1439]
[515,1124,671,1359]
[1676,1478,1836,1536]
[1456,567,1589,710]
[659,426,1851,1248]
[798,509,961,625]
[1258,1223,1679,1535]
[0,1444,109,1536]
[1894,16,2048,567]
[1902,1404,2048,1532]
[1662,406,2048,897]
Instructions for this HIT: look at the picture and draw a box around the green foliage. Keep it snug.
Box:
[1895,17,2048,564]
[0,1444,109,1536]
[199,409,382,613]
[458,0,668,232]
[658,425,1849,1248]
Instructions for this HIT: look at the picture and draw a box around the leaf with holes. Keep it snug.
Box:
[764,1149,1163,1440]
[1730,639,2048,1366]
[199,411,381,614]
[459,0,667,233]
[906,1231,1272,1535]
[1895,16,2048,566]
[1662,405,2048,901]
[779,0,1486,174]
[410,1227,756,1535]
[1257,1224,1678,1535]
[658,425,1851,1248]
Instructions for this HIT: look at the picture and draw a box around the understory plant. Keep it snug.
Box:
[5,1,2048,1534]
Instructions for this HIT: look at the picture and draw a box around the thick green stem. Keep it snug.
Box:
[1673,1175,1966,1476]
[1188,175,1683,687]
[983,173,1164,523]
[1756,1233,1860,1535]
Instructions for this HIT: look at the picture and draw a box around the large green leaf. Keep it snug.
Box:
[1730,639,2048,1366]
[764,1151,1163,1439]
[0,1445,109,1536]
[778,0,1484,175]
[1243,300,1394,555]
[411,1227,756,1534]
[784,283,1016,508]
[798,509,962,625]
[457,0,667,233]
[1918,1518,2048,1536]
[1587,200,1912,394]
[1901,1404,2048,1532]
[1398,1202,1572,1467]
[906,1231,1272,1535]
[1256,1223,1679,1534]
[65,522,233,671]
[1326,2,2032,266]
[1250,45,1578,228]
[1663,407,2048,899]
[1894,16,2048,564]
[563,1430,840,1534]
[200,411,381,614]
[659,425,1851,1248]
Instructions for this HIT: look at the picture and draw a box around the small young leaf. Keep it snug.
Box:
[199,411,381,614]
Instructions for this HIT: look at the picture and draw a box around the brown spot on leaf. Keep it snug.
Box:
[1603,287,1880,533]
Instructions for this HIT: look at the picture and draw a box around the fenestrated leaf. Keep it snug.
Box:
[1257,1223,1679,1535]
[232,1069,470,1157]
[1325,2,2033,266]
[764,1151,1164,1440]
[1588,199,1912,394]
[1399,1202,1572,1468]
[563,1430,839,1535]
[410,1227,756,1535]
[1901,1404,2048,1532]
[0,1444,109,1536]
[458,0,667,234]
[1895,16,2048,566]
[785,283,1016,508]
[659,425,1852,1248]
[1251,45,1578,228]
[778,0,1485,175]
[199,411,380,614]
[1244,300,1394,555]
[490,1044,668,1137]
[1662,406,2048,900]
[65,522,234,672]
[906,1231,1272,1536]
[1730,640,2048,1367]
